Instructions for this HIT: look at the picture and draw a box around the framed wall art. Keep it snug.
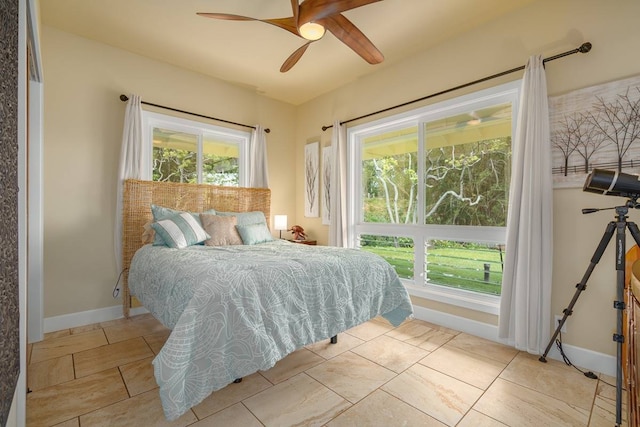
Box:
[304,141,319,217]
[322,145,332,225]
[550,74,640,188]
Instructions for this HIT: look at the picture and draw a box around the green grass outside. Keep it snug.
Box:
[362,245,503,295]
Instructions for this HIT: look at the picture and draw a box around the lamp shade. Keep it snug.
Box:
[274,215,288,231]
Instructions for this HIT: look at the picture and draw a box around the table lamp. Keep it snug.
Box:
[274,215,288,239]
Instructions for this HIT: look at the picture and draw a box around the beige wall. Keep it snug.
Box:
[294,0,640,356]
[41,0,640,357]
[41,26,296,318]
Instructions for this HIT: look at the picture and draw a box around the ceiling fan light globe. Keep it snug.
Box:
[299,22,325,41]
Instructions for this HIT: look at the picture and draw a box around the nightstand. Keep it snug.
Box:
[288,240,317,245]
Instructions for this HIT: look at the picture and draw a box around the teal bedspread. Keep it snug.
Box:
[128,240,413,420]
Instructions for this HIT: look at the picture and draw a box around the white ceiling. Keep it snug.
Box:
[40,0,536,105]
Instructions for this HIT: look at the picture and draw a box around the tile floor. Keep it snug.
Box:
[26,313,626,426]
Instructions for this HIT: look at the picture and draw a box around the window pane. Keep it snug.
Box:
[152,127,197,183]
[426,240,504,295]
[203,135,239,186]
[359,234,414,279]
[424,104,511,226]
[361,126,418,223]
[350,83,519,309]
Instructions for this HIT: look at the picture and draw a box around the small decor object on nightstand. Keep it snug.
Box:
[288,225,307,241]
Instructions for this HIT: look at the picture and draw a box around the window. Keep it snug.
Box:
[143,112,250,186]
[349,81,520,313]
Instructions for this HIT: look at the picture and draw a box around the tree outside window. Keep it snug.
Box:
[145,115,249,186]
[353,87,518,303]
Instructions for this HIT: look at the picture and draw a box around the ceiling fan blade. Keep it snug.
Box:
[280,42,313,72]
[291,0,300,26]
[299,0,381,24]
[264,17,300,35]
[197,12,257,21]
[319,14,384,64]
[197,13,299,36]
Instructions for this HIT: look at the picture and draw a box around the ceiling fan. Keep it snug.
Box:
[197,0,384,72]
[454,105,512,129]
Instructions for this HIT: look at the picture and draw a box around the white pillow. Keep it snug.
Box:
[151,212,210,249]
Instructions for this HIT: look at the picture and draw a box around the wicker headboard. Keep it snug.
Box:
[121,179,271,317]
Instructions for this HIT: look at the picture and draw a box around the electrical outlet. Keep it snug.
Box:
[555,314,567,333]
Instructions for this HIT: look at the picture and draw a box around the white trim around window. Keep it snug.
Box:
[346,81,521,314]
[141,111,251,185]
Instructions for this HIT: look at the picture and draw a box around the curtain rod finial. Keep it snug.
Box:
[579,42,592,53]
[119,94,129,102]
[322,125,329,131]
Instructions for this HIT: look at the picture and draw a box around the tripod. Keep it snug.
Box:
[539,199,640,426]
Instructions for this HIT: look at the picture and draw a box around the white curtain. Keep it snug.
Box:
[329,121,348,247]
[498,55,553,353]
[249,125,269,188]
[114,94,144,274]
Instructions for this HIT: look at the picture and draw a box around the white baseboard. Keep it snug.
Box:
[42,302,617,377]
[411,305,617,377]
[43,304,148,335]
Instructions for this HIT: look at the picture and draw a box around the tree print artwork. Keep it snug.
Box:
[322,145,331,224]
[550,75,640,187]
[305,141,319,217]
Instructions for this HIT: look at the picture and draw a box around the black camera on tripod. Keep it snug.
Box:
[583,168,640,199]
[539,168,640,426]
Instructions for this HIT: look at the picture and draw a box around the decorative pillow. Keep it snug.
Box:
[200,214,243,246]
[216,210,267,226]
[150,212,210,249]
[151,204,215,219]
[151,205,215,246]
[235,222,274,245]
[141,220,155,244]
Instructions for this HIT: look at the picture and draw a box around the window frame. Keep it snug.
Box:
[142,111,251,186]
[347,81,521,314]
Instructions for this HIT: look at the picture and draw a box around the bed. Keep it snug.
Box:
[121,179,413,420]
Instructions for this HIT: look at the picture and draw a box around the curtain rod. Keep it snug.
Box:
[321,42,592,131]
[119,95,270,133]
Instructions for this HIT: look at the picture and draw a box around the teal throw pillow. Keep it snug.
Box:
[151,212,211,249]
[216,211,267,226]
[235,222,274,245]
[151,205,215,246]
